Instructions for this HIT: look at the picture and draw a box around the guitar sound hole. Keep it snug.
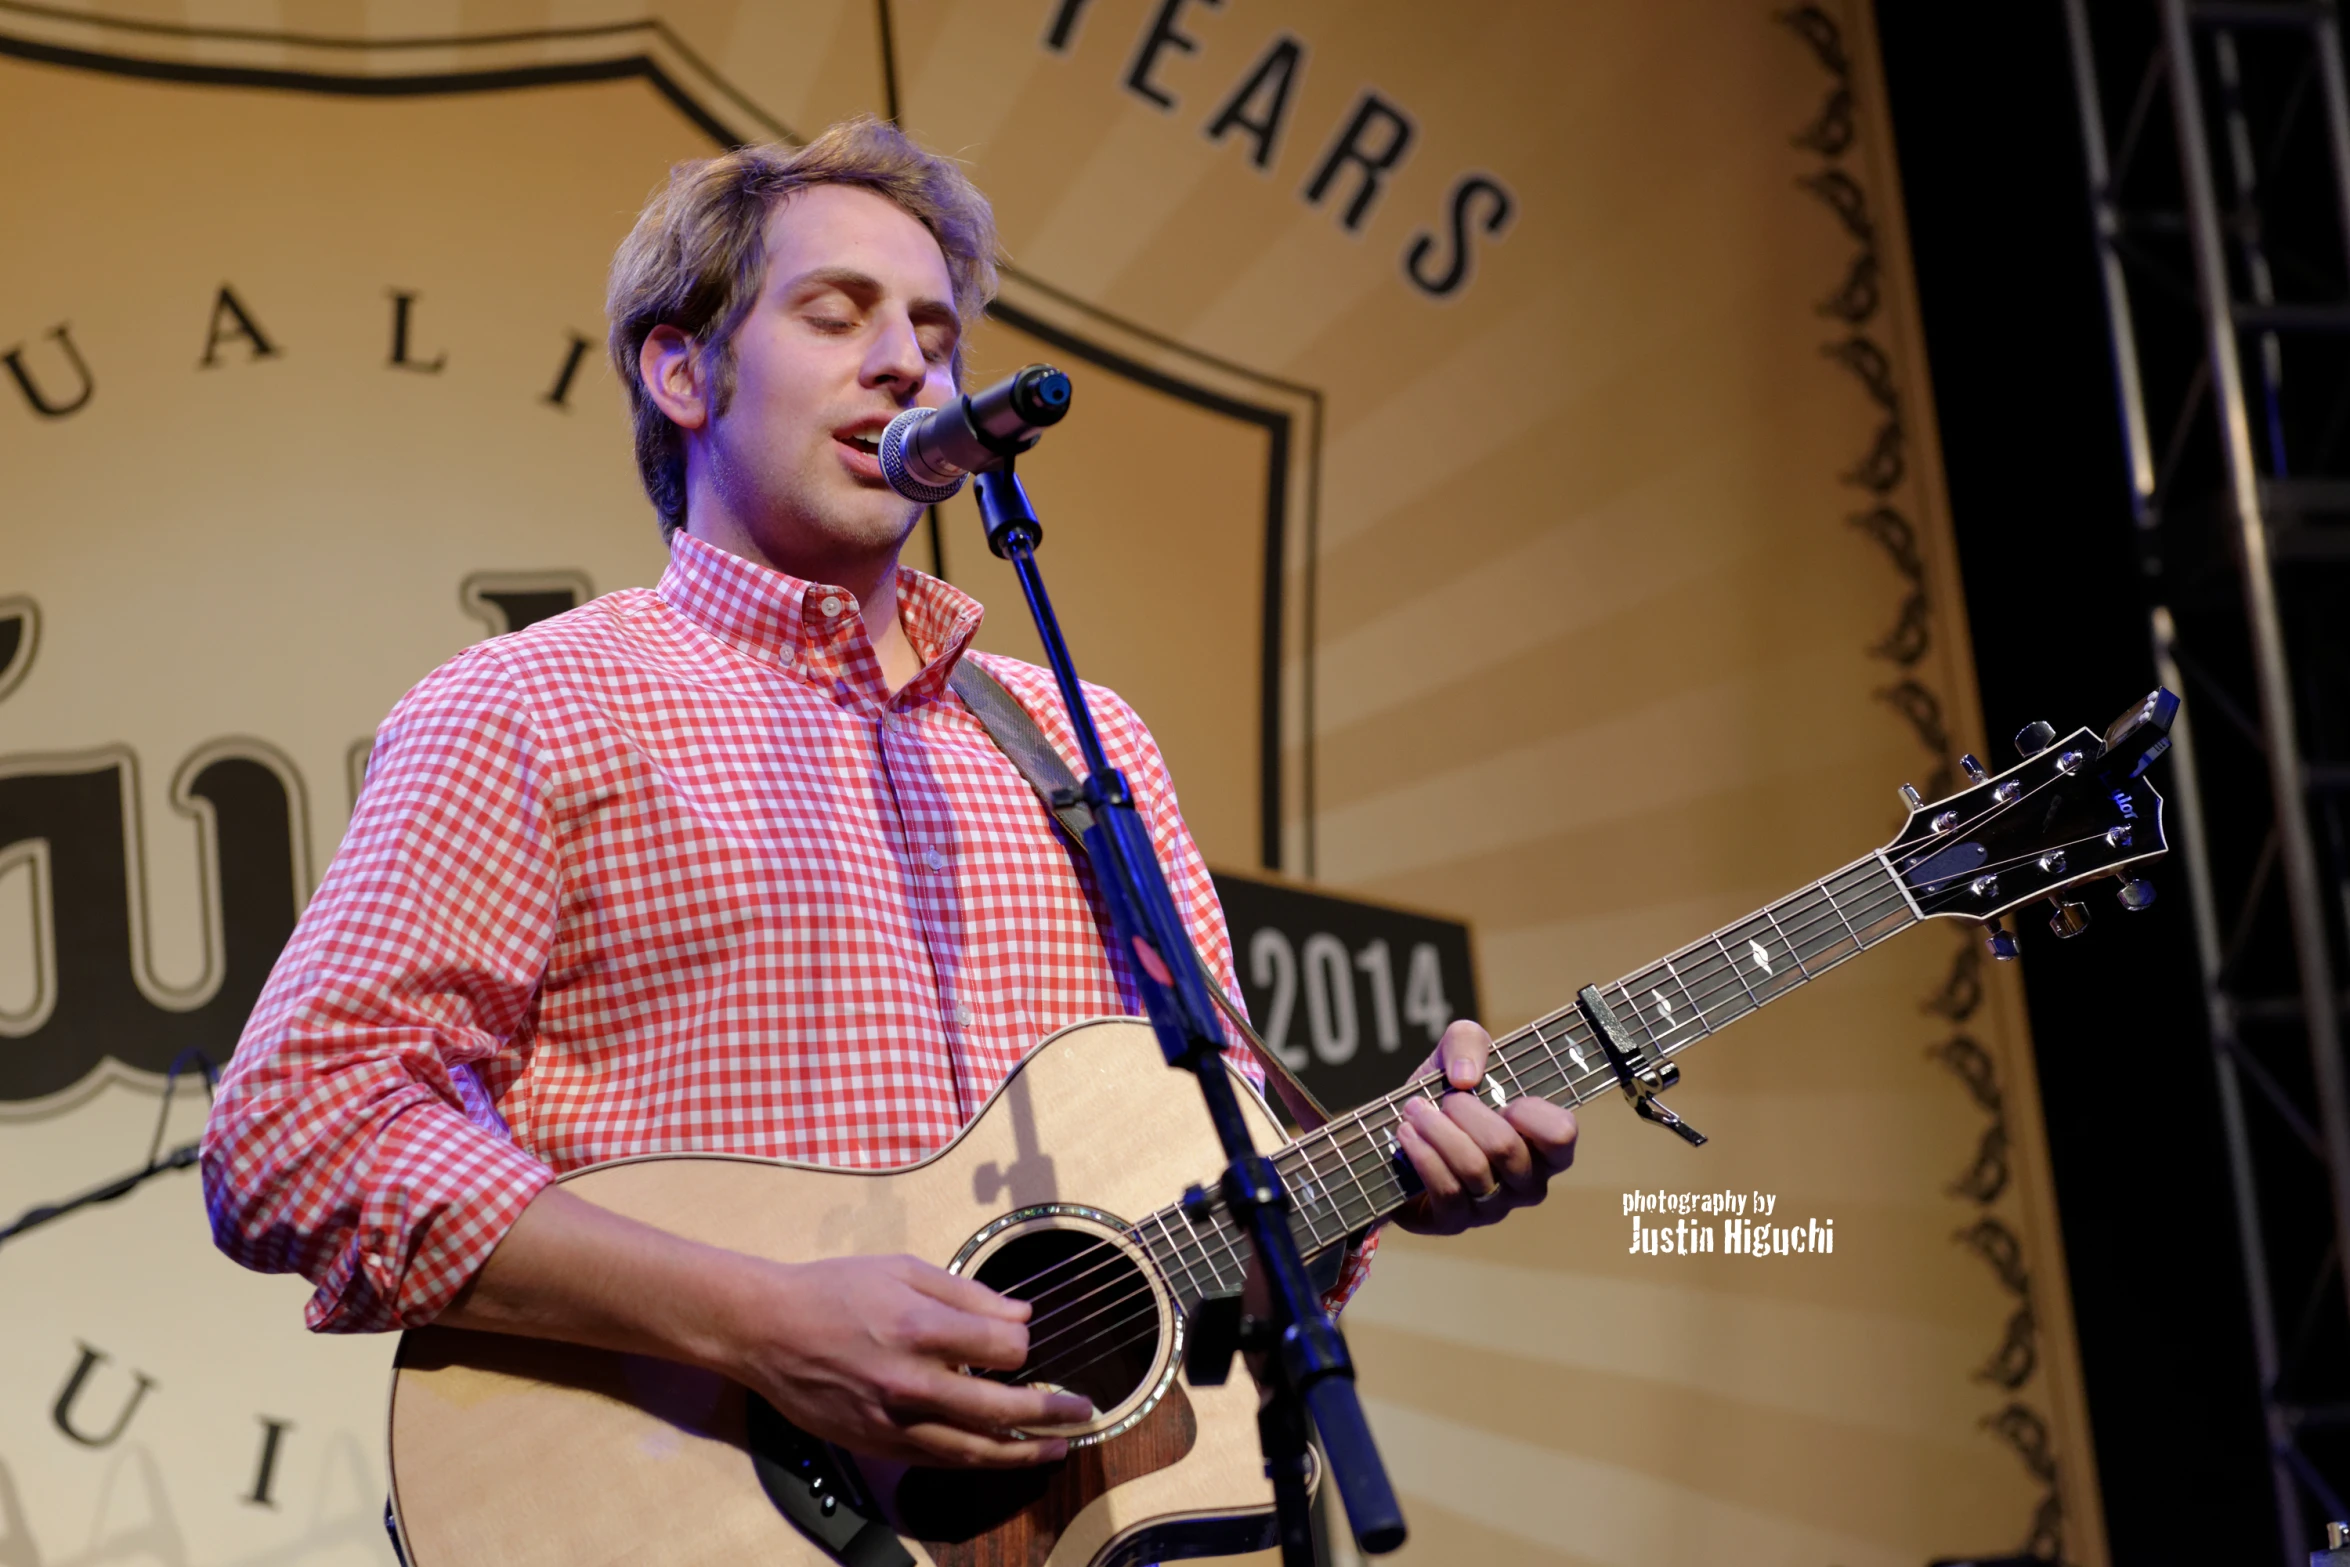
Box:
[970,1226,1160,1417]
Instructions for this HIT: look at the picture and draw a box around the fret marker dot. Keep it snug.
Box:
[1486,1080,1507,1108]
[1749,938,1772,974]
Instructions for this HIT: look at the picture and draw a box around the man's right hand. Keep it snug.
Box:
[439,1185,1089,1468]
[729,1252,1091,1465]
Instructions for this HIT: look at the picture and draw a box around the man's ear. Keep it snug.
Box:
[639,325,708,431]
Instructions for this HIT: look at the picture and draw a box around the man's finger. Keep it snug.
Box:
[899,1258,1032,1321]
[1436,1019,1495,1092]
[1401,1097,1493,1196]
[1395,1116,1469,1204]
[1438,1093,1538,1193]
[899,1295,1032,1373]
[1505,1099,1579,1172]
[890,1421,1073,1469]
[892,1363,1095,1433]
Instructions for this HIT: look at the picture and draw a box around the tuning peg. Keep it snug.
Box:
[1984,919,2020,961]
[2014,720,2056,758]
[1899,783,1925,810]
[2117,877,2157,912]
[2047,898,2091,939]
[1960,753,1989,783]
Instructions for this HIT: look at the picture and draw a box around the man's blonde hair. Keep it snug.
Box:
[606,116,1000,537]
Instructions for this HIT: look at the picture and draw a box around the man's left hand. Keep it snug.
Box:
[1392,1019,1577,1236]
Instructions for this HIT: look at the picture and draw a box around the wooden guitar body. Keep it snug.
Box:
[388,1017,1292,1567]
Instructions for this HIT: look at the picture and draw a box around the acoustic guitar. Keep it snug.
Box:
[386,691,2177,1567]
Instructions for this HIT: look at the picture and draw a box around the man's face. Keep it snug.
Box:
[694,183,961,577]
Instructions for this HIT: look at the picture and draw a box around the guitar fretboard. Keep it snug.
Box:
[1131,853,1918,1306]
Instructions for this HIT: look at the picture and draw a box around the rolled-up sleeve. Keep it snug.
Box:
[201,645,561,1332]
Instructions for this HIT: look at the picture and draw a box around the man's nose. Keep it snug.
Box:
[863,309,928,393]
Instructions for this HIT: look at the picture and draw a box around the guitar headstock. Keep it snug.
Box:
[1883,688,2177,944]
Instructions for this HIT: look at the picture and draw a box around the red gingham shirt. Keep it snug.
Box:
[200,533,1344,1333]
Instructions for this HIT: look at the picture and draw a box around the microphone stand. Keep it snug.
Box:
[970,461,1407,1563]
[0,1049,215,1249]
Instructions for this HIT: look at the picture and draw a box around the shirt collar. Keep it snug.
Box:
[657,531,986,703]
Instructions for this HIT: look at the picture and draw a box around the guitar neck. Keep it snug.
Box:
[1134,852,1920,1304]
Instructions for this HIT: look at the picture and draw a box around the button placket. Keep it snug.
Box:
[872,701,972,1114]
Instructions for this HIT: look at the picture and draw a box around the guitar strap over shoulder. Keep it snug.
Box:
[948,658,1330,1132]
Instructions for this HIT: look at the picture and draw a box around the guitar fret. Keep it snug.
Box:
[1819,876,1866,952]
[1785,885,1858,969]
[1612,980,1666,1056]
[1621,971,1687,1052]
[1681,946,1746,1031]
[1555,1016,1608,1104]
[1659,956,1712,1044]
[1513,1018,1571,1095]
[1193,1206,1247,1298]
[1359,1106,1411,1210]
[1826,869,1872,934]
[1283,1138,1343,1248]
[1129,855,1929,1290]
[1167,1204,1231,1300]
[1330,1125,1385,1232]
[1488,1034,1548,1109]
[1144,1211,1204,1304]
[1487,1035,1530,1103]
[1705,935,1765,1014]
[1801,878,1872,970]
[1169,1209,1225,1301]
[1760,904,1814,978]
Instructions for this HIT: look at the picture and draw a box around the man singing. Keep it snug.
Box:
[201,116,1577,1473]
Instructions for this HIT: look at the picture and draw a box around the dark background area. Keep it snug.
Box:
[1874,5,2280,1562]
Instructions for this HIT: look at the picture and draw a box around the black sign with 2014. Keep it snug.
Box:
[1209,871,1480,1115]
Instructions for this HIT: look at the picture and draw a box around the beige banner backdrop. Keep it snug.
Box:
[0,3,2104,1564]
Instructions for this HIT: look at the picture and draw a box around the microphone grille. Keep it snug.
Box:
[879,408,966,505]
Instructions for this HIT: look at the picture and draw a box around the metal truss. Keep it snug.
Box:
[2065,2,2350,1558]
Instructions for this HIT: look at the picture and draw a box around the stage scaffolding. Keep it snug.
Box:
[2065,1,2350,1557]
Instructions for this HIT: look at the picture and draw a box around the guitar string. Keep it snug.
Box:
[1908,826,2130,897]
[1003,1261,1157,1364]
[997,869,1924,1352]
[1185,868,1921,1262]
[993,795,2128,1377]
[1231,765,2115,1263]
[1011,1309,1164,1395]
[982,870,1955,1390]
[984,1284,1162,1391]
[1215,867,1908,1249]
[977,864,1926,1353]
[1885,756,2095,878]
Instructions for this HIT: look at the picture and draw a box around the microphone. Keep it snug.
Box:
[879,363,1072,504]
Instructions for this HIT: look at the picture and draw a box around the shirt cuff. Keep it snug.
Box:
[303,1094,556,1333]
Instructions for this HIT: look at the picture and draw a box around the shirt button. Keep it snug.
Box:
[925,846,947,872]
[955,1001,974,1027]
[818,595,843,618]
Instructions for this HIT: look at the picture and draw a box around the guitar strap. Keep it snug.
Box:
[948,658,1330,1133]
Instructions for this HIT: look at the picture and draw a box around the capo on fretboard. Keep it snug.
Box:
[1575,985,1708,1148]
